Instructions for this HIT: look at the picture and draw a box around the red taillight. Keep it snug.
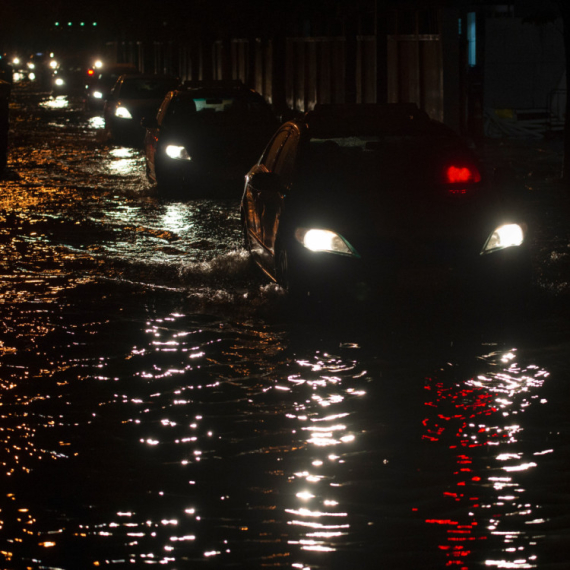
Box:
[445,165,481,184]
[87,68,95,76]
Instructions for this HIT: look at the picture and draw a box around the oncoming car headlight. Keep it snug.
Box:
[295,228,358,256]
[115,106,133,119]
[165,145,192,161]
[481,223,524,254]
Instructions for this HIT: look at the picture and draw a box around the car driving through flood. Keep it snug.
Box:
[241,103,530,308]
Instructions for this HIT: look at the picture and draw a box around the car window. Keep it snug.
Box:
[120,78,177,99]
[260,129,289,172]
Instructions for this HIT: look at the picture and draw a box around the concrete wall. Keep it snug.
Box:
[484,18,565,110]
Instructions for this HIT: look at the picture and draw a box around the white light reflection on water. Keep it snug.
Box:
[284,348,366,556]
[39,96,69,109]
[422,348,550,569]
[108,147,140,176]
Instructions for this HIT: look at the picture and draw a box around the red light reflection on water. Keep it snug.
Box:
[419,349,549,569]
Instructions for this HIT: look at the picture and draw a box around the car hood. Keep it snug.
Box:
[117,98,165,118]
[160,118,278,159]
[283,167,515,264]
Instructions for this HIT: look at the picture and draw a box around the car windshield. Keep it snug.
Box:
[120,78,177,99]
[299,133,460,194]
[163,91,273,125]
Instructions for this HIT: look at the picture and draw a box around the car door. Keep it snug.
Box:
[260,126,300,254]
[145,92,173,180]
[245,127,290,250]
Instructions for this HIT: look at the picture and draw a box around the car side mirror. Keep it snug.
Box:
[249,171,282,193]
[280,108,299,123]
[141,115,158,129]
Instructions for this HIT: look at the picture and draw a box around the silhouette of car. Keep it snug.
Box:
[142,80,279,193]
[104,74,179,145]
[241,103,530,307]
[85,63,138,111]
[52,57,90,96]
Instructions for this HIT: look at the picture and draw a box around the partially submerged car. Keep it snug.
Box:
[142,80,279,193]
[85,63,138,111]
[241,103,530,308]
[52,57,90,96]
[104,74,179,145]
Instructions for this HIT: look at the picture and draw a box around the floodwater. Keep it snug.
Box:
[1,85,570,570]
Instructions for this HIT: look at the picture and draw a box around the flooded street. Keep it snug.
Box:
[1,84,570,569]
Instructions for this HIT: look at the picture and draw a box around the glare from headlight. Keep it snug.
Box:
[482,223,524,254]
[165,145,191,160]
[55,78,64,86]
[115,106,133,119]
[295,228,357,256]
[93,91,103,99]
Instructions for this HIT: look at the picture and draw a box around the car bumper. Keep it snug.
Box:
[286,240,531,307]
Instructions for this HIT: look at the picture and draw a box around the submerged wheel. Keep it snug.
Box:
[242,216,252,252]
[275,244,289,290]
[275,241,309,299]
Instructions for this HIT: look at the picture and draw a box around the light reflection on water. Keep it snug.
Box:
[0,302,559,569]
[422,348,551,569]
[2,87,570,569]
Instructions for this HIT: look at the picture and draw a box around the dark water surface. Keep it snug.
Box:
[1,87,570,569]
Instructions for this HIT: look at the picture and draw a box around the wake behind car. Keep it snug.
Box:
[104,74,179,145]
[142,80,279,193]
[241,103,530,309]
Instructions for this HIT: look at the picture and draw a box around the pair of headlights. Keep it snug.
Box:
[295,224,524,256]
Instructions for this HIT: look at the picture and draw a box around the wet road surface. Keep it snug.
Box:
[1,84,570,569]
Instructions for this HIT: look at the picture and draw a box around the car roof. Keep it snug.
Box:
[299,103,456,138]
[119,73,179,82]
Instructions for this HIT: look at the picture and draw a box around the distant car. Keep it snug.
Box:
[142,80,279,192]
[85,63,138,111]
[241,103,531,306]
[52,57,90,96]
[104,74,179,145]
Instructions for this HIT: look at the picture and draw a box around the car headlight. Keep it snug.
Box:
[481,223,524,254]
[115,106,133,119]
[295,228,359,256]
[165,145,192,161]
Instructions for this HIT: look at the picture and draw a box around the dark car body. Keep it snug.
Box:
[104,74,179,145]
[85,63,138,111]
[241,103,530,307]
[142,80,279,193]
[52,57,90,96]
